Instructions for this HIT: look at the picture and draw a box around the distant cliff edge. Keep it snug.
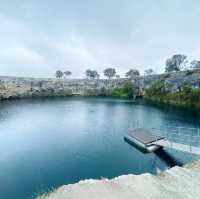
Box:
[0,70,200,108]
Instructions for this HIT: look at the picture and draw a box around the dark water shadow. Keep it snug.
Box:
[154,148,183,167]
[124,137,183,168]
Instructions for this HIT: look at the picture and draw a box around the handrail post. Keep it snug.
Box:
[166,130,170,148]
[155,134,157,145]
[136,120,139,128]
[190,132,192,153]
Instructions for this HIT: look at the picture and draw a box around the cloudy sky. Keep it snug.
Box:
[0,0,200,78]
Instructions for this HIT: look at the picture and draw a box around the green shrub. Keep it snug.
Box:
[112,88,129,98]
[111,81,134,98]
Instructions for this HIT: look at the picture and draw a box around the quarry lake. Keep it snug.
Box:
[0,97,199,199]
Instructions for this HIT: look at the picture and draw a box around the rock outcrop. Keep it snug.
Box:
[36,160,200,199]
[0,76,129,100]
[0,70,200,100]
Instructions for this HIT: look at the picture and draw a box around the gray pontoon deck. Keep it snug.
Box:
[124,128,165,152]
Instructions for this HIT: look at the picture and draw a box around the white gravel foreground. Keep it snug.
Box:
[36,160,200,199]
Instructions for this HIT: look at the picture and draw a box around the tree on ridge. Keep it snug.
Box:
[165,54,187,72]
[64,71,72,78]
[125,69,140,79]
[85,69,100,79]
[104,68,116,79]
[55,70,63,79]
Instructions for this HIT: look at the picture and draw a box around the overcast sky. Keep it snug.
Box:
[0,0,200,78]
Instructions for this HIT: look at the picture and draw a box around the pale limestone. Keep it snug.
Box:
[36,160,200,199]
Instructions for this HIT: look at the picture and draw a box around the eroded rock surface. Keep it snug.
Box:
[0,70,200,100]
[37,160,200,199]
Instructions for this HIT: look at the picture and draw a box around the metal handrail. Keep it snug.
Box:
[130,124,200,153]
[160,125,199,131]
[151,126,200,153]
[152,127,200,136]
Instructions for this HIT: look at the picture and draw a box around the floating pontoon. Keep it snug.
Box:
[124,128,165,153]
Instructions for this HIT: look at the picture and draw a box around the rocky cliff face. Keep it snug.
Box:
[0,76,129,100]
[0,70,200,100]
[135,69,200,94]
[36,160,200,199]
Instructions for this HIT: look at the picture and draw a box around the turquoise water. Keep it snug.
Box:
[0,97,199,199]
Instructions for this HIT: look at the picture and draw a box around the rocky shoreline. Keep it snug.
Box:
[36,160,200,199]
[1,70,200,106]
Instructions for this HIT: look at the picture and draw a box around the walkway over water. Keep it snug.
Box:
[152,126,200,155]
[155,139,200,155]
[127,126,200,155]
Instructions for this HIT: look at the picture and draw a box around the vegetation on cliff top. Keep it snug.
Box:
[145,80,200,109]
[54,53,200,80]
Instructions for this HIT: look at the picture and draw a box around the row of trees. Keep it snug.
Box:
[55,54,200,79]
[55,70,72,79]
[55,68,152,80]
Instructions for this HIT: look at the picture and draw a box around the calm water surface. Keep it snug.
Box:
[0,97,199,199]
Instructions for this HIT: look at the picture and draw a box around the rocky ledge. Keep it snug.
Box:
[1,70,200,100]
[36,160,200,199]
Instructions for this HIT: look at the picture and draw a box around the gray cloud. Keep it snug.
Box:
[0,0,200,77]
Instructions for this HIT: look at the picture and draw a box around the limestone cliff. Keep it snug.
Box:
[0,77,129,100]
[0,69,200,100]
